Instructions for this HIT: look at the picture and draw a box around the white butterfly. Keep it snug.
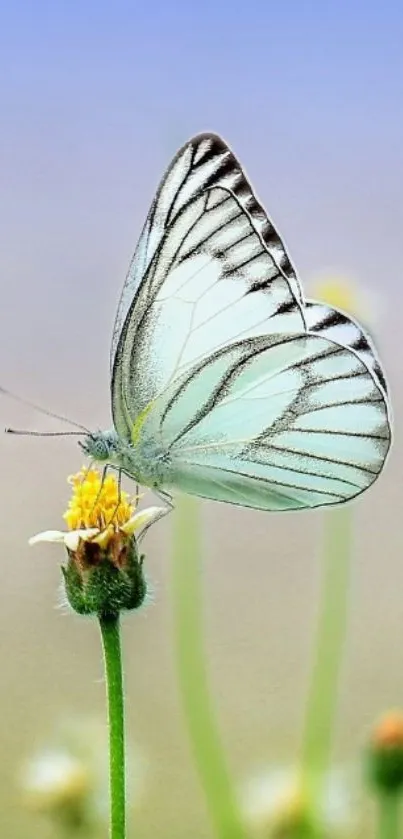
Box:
[82,133,391,511]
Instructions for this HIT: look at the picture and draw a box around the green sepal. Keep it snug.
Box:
[62,536,147,618]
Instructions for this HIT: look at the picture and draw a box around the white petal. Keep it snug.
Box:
[121,506,167,536]
[64,529,99,551]
[29,530,66,546]
[92,526,114,548]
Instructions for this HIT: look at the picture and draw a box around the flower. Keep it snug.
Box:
[240,766,359,838]
[29,467,166,616]
[366,710,403,794]
[29,466,165,552]
[309,272,379,328]
[20,716,145,830]
[21,751,90,813]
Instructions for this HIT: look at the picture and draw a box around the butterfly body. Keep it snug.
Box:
[90,132,391,512]
[81,429,169,489]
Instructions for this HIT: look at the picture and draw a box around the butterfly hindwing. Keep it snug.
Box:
[305,300,388,395]
[138,333,390,510]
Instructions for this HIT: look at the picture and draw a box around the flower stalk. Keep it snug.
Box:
[378,793,400,839]
[99,614,126,839]
[300,507,352,812]
[172,495,246,839]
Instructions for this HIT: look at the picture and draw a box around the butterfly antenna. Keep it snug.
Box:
[0,385,89,433]
[5,428,85,437]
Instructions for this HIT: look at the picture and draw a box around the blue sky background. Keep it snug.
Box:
[1,2,402,394]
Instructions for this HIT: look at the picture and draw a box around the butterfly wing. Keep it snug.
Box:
[110,133,391,510]
[111,133,304,375]
[111,134,306,441]
[305,300,388,395]
[137,333,390,510]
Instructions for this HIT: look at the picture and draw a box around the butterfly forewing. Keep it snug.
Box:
[110,133,304,372]
[111,135,306,440]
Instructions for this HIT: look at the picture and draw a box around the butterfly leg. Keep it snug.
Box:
[89,463,109,514]
[154,489,175,512]
[102,468,124,529]
[85,464,111,541]
[136,490,173,545]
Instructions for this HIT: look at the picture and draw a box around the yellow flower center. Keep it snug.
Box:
[63,467,134,531]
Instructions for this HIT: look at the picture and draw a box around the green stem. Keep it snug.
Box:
[378,793,400,839]
[99,614,126,839]
[172,496,246,839]
[300,507,353,804]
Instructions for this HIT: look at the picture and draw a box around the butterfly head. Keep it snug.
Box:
[79,430,119,463]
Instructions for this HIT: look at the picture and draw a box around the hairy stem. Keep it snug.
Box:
[99,614,126,839]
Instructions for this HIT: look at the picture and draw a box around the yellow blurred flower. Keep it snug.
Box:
[309,273,379,327]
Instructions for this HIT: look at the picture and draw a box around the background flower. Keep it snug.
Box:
[19,716,146,836]
[240,766,361,838]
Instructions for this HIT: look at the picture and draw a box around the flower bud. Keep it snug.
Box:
[366,711,403,793]
[62,531,147,617]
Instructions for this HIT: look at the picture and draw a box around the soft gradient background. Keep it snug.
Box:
[0,1,402,836]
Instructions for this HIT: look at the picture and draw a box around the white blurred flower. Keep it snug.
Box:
[22,750,89,811]
[19,717,145,831]
[240,766,360,838]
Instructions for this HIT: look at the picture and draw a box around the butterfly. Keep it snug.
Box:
[81,133,391,511]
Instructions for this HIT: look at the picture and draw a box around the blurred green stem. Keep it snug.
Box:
[99,614,126,839]
[300,507,352,804]
[378,792,400,839]
[172,496,246,839]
